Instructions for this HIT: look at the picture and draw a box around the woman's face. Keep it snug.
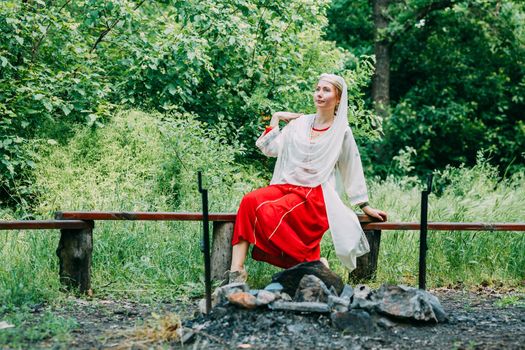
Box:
[313,80,341,112]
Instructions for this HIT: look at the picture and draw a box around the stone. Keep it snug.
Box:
[350,284,376,310]
[271,260,344,296]
[294,275,333,303]
[227,291,257,309]
[256,290,277,306]
[286,324,306,333]
[198,298,214,314]
[376,317,396,329]
[264,282,284,293]
[373,284,446,323]
[269,301,330,313]
[340,285,354,300]
[213,282,249,305]
[328,295,350,313]
[276,292,292,301]
[331,309,375,334]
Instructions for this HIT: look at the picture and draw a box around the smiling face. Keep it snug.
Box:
[313,80,341,114]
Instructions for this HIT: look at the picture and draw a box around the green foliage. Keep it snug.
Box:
[0,0,378,206]
[326,0,525,176]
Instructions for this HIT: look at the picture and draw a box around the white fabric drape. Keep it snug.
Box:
[255,74,370,271]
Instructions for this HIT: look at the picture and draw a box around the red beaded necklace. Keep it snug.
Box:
[312,125,330,132]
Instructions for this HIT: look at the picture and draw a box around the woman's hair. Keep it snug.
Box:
[318,74,343,100]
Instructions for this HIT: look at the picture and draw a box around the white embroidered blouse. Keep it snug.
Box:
[255,114,370,271]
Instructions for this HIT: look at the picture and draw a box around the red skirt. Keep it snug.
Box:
[232,184,329,268]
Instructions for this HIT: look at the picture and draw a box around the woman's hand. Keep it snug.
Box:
[362,206,388,222]
[270,112,303,127]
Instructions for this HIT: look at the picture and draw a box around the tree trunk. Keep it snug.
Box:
[56,221,94,294]
[349,230,381,282]
[211,221,234,282]
[372,0,390,119]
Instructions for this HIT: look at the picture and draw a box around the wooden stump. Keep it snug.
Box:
[349,230,381,282]
[56,221,94,293]
[211,221,234,281]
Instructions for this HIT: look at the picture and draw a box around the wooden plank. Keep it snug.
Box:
[56,211,237,222]
[55,211,374,223]
[362,222,525,231]
[0,220,92,230]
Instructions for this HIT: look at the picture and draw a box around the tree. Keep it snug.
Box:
[326,0,525,175]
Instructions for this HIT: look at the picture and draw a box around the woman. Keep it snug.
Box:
[228,73,387,283]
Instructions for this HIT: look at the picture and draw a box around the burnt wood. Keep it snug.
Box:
[56,221,94,293]
[350,230,382,282]
[0,220,92,230]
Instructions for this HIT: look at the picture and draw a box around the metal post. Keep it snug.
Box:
[419,174,433,290]
[198,171,212,313]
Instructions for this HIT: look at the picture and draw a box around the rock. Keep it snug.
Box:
[213,282,249,305]
[198,298,213,314]
[227,292,257,309]
[423,291,447,323]
[331,309,375,334]
[376,317,396,329]
[340,285,354,300]
[328,295,350,313]
[373,284,446,323]
[350,284,376,309]
[256,290,277,306]
[286,324,306,333]
[276,292,292,301]
[294,275,333,303]
[176,327,195,344]
[269,301,330,313]
[264,282,284,293]
[271,260,344,296]
[210,306,229,319]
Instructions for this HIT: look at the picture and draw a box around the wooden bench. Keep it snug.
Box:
[3,213,524,294]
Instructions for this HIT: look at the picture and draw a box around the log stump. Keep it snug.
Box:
[56,221,94,293]
[349,230,381,282]
[211,221,234,281]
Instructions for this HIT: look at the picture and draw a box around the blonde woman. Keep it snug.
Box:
[228,74,387,283]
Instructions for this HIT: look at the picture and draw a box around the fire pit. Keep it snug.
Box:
[185,261,447,346]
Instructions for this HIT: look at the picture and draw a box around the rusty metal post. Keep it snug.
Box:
[419,174,433,290]
[198,171,212,313]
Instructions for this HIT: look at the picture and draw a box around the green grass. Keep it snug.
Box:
[0,307,77,349]
[1,110,524,316]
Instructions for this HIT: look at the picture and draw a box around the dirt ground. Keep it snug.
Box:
[2,287,524,349]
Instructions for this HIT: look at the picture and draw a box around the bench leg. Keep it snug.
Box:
[211,221,234,282]
[56,221,94,293]
[349,229,381,282]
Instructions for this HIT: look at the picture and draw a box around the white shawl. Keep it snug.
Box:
[255,75,370,271]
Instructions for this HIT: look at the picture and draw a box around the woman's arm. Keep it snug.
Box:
[256,112,303,157]
[269,112,303,127]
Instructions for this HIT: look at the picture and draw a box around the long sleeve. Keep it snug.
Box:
[336,128,369,205]
[255,125,282,157]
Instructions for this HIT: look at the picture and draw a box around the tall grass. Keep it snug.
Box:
[1,110,524,309]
